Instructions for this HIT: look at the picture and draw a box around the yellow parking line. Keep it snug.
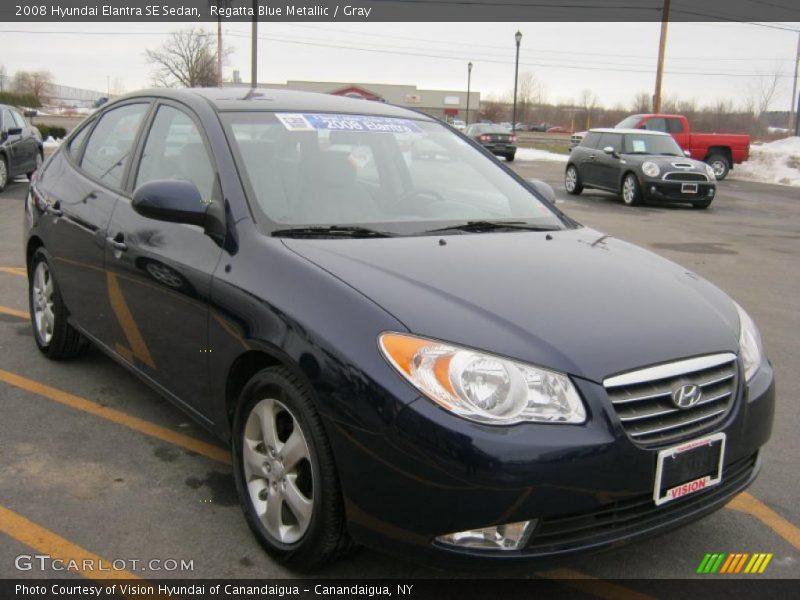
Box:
[540,568,656,600]
[0,369,230,465]
[728,492,800,550]
[0,305,29,319]
[0,504,139,580]
[0,266,26,277]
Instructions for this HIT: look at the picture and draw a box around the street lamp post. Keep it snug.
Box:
[466,62,473,126]
[512,31,522,134]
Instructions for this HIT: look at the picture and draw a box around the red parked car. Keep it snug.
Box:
[616,114,750,180]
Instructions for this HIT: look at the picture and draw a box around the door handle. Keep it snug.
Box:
[106,234,128,253]
[45,202,63,217]
[587,155,596,161]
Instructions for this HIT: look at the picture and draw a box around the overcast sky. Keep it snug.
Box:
[2,21,799,112]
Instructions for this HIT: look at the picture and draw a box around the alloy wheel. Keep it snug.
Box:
[243,398,314,545]
[565,167,577,192]
[0,159,7,188]
[32,261,55,345]
[622,176,636,204]
[711,160,726,178]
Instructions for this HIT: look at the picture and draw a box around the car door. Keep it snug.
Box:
[576,132,602,185]
[595,133,623,190]
[35,101,151,344]
[665,117,690,153]
[1,107,25,177]
[11,109,38,170]
[104,101,223,417]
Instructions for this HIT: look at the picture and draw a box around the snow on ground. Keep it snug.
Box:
[42,136,63,150]
[516,147,569,162]
[731,136,800,187]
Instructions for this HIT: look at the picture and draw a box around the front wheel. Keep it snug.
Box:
[232,367,353,571]
[706,154,730,180]
[621,173,642,206]
[692,199,713,209]
[565,165,583,195]
[0,156,8,192]
[28,249,89,359]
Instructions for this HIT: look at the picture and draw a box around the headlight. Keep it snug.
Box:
[705,164,716,180]
[734,302,764,381]
[379,333,586,425]
[641,161,660,178]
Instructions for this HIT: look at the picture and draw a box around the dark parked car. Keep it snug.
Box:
[565,128,718,208]
[25,89,773,570]
[0,104,42,192]
[465,123,517,161]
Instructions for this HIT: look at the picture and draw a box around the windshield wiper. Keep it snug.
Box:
[423,220,561,234]
[271,225,396,238]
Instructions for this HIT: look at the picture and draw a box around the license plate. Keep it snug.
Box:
[495,145,506,150]
[653,432,725,506]
[682,183,699,194]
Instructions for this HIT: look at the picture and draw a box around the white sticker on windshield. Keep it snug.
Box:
[276,113,422,134]
[631,139,647,153]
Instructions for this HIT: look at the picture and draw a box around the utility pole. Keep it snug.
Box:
[790,31,799,133]
[217,15,223,86]
[653,0,671,113]
[466,62,473,126]
[512,31,522,134]
[251,0,258,87]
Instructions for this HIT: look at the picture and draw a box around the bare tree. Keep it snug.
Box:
[516,71,547,123]
[578,89,598,129]
[746,70,781,119]
[145,28,224,88]
[0,65,6,92]
[12,70,53,102]
[630,91,652,113]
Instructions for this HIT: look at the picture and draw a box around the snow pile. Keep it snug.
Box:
[732,136,800,187]
[42,137,63,151]
[515,147,569,162]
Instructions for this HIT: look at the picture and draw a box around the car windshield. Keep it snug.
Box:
[616,115,642,129]
[622,134,683,156]
[222,112,566,236]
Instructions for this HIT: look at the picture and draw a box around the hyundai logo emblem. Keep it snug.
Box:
[672,384,702,409]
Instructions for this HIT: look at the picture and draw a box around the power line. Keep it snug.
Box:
[223,30,796,78]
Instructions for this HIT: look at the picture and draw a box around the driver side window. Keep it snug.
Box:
[81,103,149,188]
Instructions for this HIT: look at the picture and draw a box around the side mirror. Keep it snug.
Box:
[603,146,618,157]
[132,179,207,226]
[684,149,692,157]
[526,178,557,203]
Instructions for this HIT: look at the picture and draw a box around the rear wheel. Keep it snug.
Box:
[28,249,89,359]
[505,152,516,162]
[565,165,583,195]
[232,367,353,571]
[621,173,642,206]
[706,154,730,180]
[692,199,713,209]
[27,151,43,180]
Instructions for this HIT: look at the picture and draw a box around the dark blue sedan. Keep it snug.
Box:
[23,88,774,570]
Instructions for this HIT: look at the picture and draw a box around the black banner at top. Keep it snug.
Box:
[1,0,799,23]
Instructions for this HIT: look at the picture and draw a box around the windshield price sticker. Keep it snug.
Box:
[276,113,422,134]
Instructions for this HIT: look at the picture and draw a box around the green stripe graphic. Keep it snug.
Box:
[710,553,727,573]
[697,553,713,574]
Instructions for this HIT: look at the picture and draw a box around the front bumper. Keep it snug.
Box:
[328,360,774,564]
[643,180,717,203]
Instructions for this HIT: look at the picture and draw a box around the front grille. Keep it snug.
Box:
[526,453,757,552]
[570,134,584,147]
[664,172,708,182]
[603,353,738,447]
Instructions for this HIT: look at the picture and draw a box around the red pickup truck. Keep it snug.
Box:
[615,114,750,180]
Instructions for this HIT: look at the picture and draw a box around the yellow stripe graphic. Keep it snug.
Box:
[758,554,773,573]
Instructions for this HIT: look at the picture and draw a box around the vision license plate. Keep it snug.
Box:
[681,183,699,194]
[653,432,725,506]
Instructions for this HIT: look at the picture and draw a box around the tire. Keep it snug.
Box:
[232,366,354,571]
[621,173,643,206]
[692,200,713,209]
[28,248,89,359]
[0,155,8,192]
[505,152,516,162]
[706,154,730,180]
[564,164,583,195]
[27,151,43,181]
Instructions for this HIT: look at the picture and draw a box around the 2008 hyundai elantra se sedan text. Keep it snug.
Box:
[23,88,774,570]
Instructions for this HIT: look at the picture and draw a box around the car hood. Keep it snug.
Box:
[283,228,740,383]
[621,155,708,172]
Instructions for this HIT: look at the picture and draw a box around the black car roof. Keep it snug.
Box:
[109,87,436,121]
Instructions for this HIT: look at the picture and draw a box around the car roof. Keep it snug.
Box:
[588,128,671,136]
[108,87,436,121]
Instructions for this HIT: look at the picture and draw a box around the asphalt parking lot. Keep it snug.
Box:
[0,162,798,586]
